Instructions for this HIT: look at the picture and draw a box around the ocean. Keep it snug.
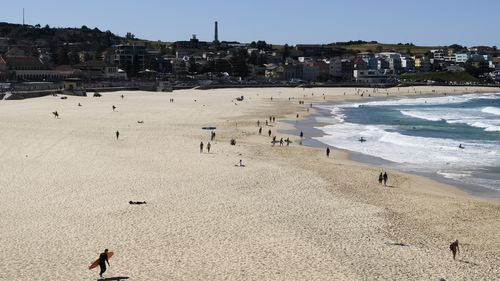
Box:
[313,93,500,198]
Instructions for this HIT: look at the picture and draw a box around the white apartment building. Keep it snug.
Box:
[455,53,471,63]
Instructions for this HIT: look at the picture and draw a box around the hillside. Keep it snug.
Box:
[0,22,124,52]
[339,43,438,55]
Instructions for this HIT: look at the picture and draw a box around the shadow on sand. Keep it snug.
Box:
[458,259,479,266]
[384,241,409,247]
[98,277,129,281]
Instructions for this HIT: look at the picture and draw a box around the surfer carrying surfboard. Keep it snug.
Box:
[99,249,110,278]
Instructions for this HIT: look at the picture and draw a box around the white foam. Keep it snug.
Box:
[342,93,498,108]
[470,122,500,132]
[315,122,500,168]
[315,93,500,192]
[400,110,443,121]
[398,106,500,132]
[437,171,471,181]
[482,106,500,116]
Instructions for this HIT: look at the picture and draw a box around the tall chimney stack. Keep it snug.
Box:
[214,21,219,43]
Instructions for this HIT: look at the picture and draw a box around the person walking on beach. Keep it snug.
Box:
[115,131,120,140]
[259,127,262,135]
[121,94,124,99]
[383,172,388,186]
[257,120,260,127]
[378,172,383,185]
[52,111,59,119]
[211,131,216,141]
[207,142,211,153]
[450,240,460,260]
[265,120,268,126]
[112,105,116,111]
[200,141,204,153]
[300,131,304,138]
[268,129,272,137]
[98,249,110,278]
[286,137,290,146]
[279,138,283,146]
[326,147,330,157]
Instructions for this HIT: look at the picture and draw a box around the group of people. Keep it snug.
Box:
[271,136,291,147]
[199,141,212,153]
[378,172,389,186]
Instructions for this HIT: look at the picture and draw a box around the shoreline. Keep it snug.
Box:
[282,96,500,200]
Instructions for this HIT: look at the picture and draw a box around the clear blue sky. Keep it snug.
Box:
[2,0,499,47]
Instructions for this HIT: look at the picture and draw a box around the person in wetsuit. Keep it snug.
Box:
[450,240,460,260]
[99,249,110,278]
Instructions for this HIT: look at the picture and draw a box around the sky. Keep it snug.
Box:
[2,0,499,47]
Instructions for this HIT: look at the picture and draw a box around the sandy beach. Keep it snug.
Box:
[0,86,499,280]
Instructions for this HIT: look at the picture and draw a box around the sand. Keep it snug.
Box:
[0,86,499,280]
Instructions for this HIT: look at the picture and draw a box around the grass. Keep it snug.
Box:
[274,42,439,55]
[400,71,479,82]
[342,43,438,55]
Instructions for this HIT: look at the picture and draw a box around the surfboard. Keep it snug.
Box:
[89,252,113,270]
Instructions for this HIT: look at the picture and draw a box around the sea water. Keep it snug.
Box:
[314,93,500,198]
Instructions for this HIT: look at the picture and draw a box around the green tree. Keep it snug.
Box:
[282,44,290,62]
[126,32,135,40]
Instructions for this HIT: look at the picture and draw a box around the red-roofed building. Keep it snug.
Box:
[1,55,77,81]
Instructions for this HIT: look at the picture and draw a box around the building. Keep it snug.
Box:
[302,63,320,81]
[316,60,330,80]
[4,56,75,81]
[494,57,500,70]
[329,58,342,77]
[352,57,368,70]
[103,66,128,80]
[377,57,390,70]
[430,49,445,60]
[401,56,415,72]
[455,53,471,64]
[329,58,353,79]
[265,63,303,81]
[353,69,390,83]
[0,55,8,80]
[73,60,108,80]
[113,44,146,76]
[341,59,354,79]
[469,46,495,56]
[173,35,208,50]
[414,56,432,72]
[78,51,97,63]
[387,57,402,73]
